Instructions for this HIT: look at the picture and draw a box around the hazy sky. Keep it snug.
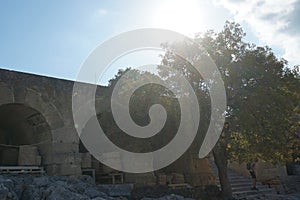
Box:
[0,0,299,85]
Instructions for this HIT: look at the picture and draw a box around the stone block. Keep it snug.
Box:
[172,173,185,184]
[52,127,79,144]
[43,152,81,165]
[42,110,64,130]
[52,143,79,154]
[124,172,156,186]
[189,158,212,173]
[185,173,215,187]
[60,164,81,175]
[46,163,81,176]
[18,146,41,166]
[0,148,18,166]
[40,143,78,158]
[81,152,92,169]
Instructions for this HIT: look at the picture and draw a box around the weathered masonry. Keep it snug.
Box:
[0,68,215,186]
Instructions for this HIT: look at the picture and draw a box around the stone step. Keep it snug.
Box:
[216,182,265,189]
[234,193,265,200]
[233,187,275,196]
[231,181,256,185]
[216,175,249,179]
[229,175,246,179]
[233,192,280,200]
[209,159,277,198]
[214,172,243,177]
[217,181,266,186]
[216,178,251,184]
[228,173,249,177]
[232,185,272,192]
[217,182,265,187]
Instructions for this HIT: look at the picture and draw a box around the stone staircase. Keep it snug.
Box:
[208,159,277,199]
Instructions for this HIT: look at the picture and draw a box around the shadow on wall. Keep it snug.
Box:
[0,103,52,166]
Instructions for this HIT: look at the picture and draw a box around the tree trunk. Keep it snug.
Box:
[213,149,232,200]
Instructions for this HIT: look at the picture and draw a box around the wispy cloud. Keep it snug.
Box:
[95,8,108,16]
[215,0,300,66]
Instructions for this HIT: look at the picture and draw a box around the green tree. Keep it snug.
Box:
[159,21,300,199]
[100,68,181,152]
[100,22,299,199]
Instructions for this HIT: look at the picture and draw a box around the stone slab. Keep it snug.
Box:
[46,163,81,176]
[124,172,156,186]
[18,146,40,166]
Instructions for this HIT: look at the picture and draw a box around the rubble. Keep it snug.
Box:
[0,175,126,200]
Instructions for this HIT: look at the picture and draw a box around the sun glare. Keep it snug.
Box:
[152,0,205,36]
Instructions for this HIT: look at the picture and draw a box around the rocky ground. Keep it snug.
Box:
[234,193,300,200]
[0,175,129,200]
[0,175,201,200]
[0,175,299,200]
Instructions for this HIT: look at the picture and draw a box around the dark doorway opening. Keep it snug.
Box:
[0,104,52,166]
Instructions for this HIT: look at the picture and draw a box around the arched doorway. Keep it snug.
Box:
[0,103,52,166]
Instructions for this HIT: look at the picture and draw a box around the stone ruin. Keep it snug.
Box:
[0,68,215,187]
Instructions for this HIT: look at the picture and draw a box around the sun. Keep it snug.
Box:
[152,0,205,36]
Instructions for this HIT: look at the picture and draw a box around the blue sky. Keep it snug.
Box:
[1,0,299,85]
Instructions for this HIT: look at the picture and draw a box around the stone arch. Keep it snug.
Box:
[0,82,66,170]
[0,103,52,166]
[0,82,64,131]
[23,88,64,130]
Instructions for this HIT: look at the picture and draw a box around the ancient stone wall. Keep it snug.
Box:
[0,69,105,175]
[0,68,214,187]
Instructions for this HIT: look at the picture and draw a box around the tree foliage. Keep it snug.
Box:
[160,21,299,163]
[102,21,299,199]
[158,21,299,198]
